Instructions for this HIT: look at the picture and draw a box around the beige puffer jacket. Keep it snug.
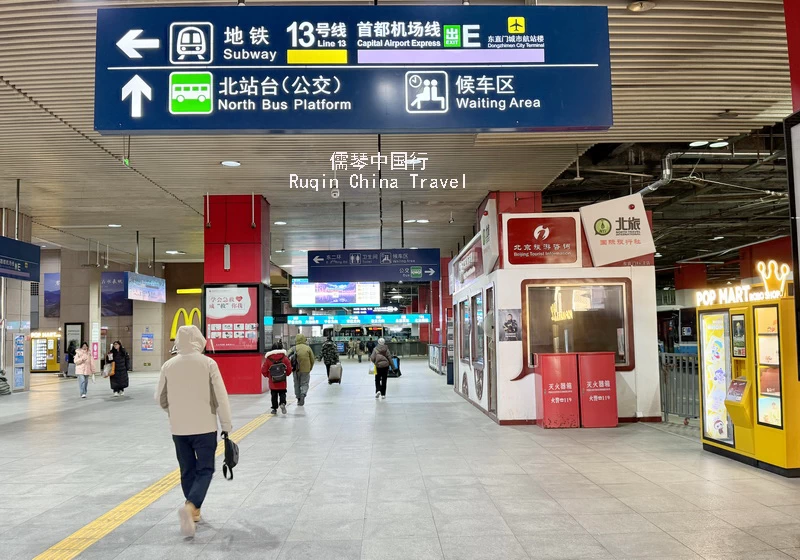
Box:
[155,325,233,436]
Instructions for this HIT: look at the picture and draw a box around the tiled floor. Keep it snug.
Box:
[5,363,800,559]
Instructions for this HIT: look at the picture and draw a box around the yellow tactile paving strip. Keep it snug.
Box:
[34,412,272,560]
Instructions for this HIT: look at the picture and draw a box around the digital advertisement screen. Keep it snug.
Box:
[291,278,381,308]
[205,286,259,352]
[125,272,166,303]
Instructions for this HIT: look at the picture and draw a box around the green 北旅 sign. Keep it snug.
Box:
[94,6,612,134]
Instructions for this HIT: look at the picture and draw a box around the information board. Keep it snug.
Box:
[291,278,381,307]
[125,272,166,303]
[94,6,612,133]
[308,249,440,282]
[0,237,40,282]
[205,286,259,352]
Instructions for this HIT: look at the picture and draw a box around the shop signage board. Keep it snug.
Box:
[579,194,655,267]
[503,213,582,267]
[287,313,430,325]
[0,236,40,282]
[94,6,612,134]
[449,233,483,294]
[480,198,499,273]
[308,249,440,282]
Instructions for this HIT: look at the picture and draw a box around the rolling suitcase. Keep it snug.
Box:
[388,356,401,377]
[328,362,343,384]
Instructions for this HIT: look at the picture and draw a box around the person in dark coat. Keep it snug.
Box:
[320,336,340,380]
[109,341,130,397]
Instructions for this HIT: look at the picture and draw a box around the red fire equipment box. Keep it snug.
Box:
[535,353,580,428]
[578,352,618,428]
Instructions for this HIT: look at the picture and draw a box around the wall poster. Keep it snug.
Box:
[205,286,259,352]
[699,311,734,444]
[731,314,746,357]
[499,309,521,342]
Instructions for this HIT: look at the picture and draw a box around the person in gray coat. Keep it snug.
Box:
[370,337,393,400]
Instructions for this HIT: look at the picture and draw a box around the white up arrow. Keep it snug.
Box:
[122,75,152,119]
[425,268,436,276]
[313,256,325,264]
[117,29,160,59]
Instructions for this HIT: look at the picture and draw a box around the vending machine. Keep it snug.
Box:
[30,331,60,373]
[695,261,800,476]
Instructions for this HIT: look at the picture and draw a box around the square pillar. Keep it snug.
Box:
[203,195,271,394]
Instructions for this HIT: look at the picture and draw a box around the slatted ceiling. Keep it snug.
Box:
[0,0,792,267]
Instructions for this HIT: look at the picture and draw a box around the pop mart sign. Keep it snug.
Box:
[94,6,612,134]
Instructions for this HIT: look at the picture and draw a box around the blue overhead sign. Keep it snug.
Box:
[0,237,40,282]
[308,249,440,282]
[287,313,431,326]
[94,6,612,134]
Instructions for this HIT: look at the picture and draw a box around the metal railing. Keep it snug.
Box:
[659,352,700,423]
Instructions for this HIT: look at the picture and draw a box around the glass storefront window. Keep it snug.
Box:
[754,305,782,429]
[525,281,631,367]
[472,293,484,365]
[460,300,470,363]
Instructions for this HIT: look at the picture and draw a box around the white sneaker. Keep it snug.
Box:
[112,392,119,397]
[375,391,381,399]
[81,394,87,399]
[178,503,196,537]
[381,395,386,400]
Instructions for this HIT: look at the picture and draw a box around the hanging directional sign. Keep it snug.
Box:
[0,237,41,282]
[308,249,440,282]
[94,6,612,134]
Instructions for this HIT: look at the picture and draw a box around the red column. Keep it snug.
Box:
[431,280,441,344]
[674,264,707,291]
[786,0,800,110]
[438,257,453,350]
[204,195,271,394]
[417,285,430,343]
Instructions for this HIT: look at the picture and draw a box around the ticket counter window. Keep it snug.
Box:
[525,282,631,368]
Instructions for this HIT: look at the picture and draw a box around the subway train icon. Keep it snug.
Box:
[170,22,214,65]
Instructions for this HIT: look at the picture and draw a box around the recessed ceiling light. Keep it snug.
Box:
[274,221,287,225]
[689,141,708,148]
[711,236,725,241]
[391,295,403,300]
[416,219,430,224]
[221,161,241,167]
[41,245,47,248]
[275,249,285,253]
[410,247,418,250]
[727,281,732,285]
[662,286,671,291]
[709,141,729,148]
[654,252,662,257]
[404,219,417,223]
[165,250,186,255]
[108,224,122,228]
[627,1,656,12]
[282,264,294,268]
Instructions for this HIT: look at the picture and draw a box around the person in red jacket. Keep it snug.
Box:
[262,343,293,415]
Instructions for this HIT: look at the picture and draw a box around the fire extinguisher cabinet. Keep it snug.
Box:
[578,352,618,428]
[535,353,580,428]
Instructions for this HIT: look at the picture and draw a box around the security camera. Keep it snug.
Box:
[331,188,341,199]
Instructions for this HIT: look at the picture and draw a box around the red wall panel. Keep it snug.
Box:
[786,0,800,111]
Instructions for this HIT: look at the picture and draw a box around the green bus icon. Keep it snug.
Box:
[411,266,423,279]
[169,72,213,115]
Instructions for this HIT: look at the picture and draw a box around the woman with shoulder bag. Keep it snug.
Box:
[109,341,130,397]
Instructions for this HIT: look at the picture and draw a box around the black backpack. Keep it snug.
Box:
[289,349,299,372]
[222,433,239,480]
[268,357,287,382]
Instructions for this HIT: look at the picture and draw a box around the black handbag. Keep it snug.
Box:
[222,433,239,480]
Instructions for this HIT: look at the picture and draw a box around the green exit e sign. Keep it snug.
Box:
[443,25,461,48]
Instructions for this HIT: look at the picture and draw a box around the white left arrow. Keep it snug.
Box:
[425,268,436,276]
[117,29,160,59]
[313,256,325,264]
[122,75,152,119]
